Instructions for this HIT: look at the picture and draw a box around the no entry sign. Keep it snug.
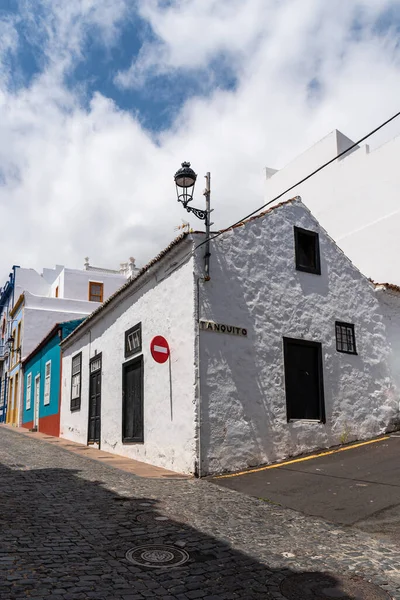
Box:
[150,336,170,364]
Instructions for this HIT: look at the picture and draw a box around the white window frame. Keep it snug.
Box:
[71,353,82,411]
[44,361,51,406]
[26,373,32,410]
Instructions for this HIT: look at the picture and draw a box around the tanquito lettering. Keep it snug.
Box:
[199,320,247,337]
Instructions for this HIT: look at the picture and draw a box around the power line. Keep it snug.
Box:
[187,107,400,258]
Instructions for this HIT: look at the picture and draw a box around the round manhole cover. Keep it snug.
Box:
[280,572,390,600]
[136,512,169,524]
[126,545,189,569]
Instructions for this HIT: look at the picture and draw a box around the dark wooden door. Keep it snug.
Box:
[122,356,144,443]
[88,356,102,444]
[283,338,325,422]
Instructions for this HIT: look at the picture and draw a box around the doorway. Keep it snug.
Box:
[122,356,144,443]
[88,354,102,445]
[283,337,325,422]
[33,374,40,430]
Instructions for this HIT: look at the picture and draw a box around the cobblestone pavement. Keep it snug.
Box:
[1,427,400,599]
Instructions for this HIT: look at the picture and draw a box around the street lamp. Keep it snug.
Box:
[6,335,21,359]
[174,162,213,280]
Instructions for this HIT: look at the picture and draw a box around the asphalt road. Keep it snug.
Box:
[211,435,400,544]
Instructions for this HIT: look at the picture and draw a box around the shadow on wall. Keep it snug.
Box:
[199,239,298,475]
[0,454,372,600]
[198,215,400,475]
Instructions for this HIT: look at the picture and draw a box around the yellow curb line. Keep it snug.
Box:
[214,436,391,479]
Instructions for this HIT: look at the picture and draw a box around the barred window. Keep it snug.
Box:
[71,352,82,411]
[335,322,357,355]
[125,323,142,358]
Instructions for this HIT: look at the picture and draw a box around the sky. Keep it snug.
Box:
[1,0,400,278]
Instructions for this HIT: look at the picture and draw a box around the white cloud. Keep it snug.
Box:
[1,0,400,278]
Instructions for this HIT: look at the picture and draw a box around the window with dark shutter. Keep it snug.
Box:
[70,352,82,411]
[122,356,144,443]
[294,227,321,274]
[335,322,357,354]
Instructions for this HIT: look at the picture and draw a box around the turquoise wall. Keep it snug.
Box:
[22,319,84,425]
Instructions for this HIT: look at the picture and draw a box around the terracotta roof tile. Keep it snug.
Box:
[373,281,400,293]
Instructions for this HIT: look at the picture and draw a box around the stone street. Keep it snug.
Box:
[0,426,400,599]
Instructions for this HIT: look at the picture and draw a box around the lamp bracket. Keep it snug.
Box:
[184,205,207,221]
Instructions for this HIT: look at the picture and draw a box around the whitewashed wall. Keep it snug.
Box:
[60,245,197,475]
[50,268,125,301]
[22,293,95,359]
[264,130,400,285]
[15,267,50,298]
[196,199,400,475]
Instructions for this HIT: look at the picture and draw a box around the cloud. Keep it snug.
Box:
[1,0,400,279]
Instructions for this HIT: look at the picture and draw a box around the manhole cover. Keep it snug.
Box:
[280,572,390,599]
[126,544,189,568]
[137,512,169,524]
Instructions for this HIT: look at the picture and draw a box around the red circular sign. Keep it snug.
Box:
[150,336,170,363]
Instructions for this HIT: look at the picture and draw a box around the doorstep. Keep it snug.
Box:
[1,424,190,480]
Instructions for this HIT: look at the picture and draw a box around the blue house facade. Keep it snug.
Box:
[22,319,84,436]
[0,269,17,423]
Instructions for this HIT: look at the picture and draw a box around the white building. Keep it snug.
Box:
[59,198,400,476]
[0,258,136,425]
[264,129,400,285]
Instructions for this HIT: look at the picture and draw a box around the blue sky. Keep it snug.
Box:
[1,0,238,132]
[1,0,400,275]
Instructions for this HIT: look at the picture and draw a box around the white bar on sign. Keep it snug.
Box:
[154,345,168,354]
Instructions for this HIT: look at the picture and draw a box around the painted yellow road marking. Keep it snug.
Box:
[214,436,390,479]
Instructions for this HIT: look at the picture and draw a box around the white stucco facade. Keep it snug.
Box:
[49,267,127,301]
[196,199,400,475]
[60,240,198,475]
[58,199,400,476]
[21,293,96,360]
[264,130,400,285]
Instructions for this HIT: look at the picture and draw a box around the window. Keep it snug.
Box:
[26,373,32,410]
[89,282,104,303]
[70,352,82,411]
[125,323,142,358]
[44,361,51,405]
[16,322,21,354]
[283,337,325,422]
[335,322,357,355]
[11,328,16,364]
[294,227,321,274]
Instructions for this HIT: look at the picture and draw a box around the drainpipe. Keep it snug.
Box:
[58,328,63,437]
[2,373,7,424]
[11,266,19,308]
[194,275,204,478]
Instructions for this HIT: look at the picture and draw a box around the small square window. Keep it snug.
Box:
[335,322,357,354]
[89,282,104,303]
[294,227,321,274]
[125,323,142,358]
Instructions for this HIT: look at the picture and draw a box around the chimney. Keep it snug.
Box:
[128,257,137,278]
[84,257,90,270]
